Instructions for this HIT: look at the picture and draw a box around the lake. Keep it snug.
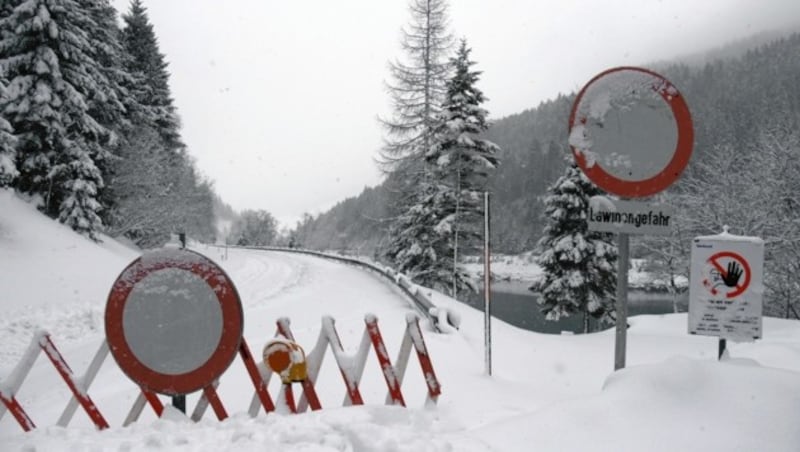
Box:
[460,281,688,334]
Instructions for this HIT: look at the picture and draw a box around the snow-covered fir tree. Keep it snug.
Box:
[120,0,182,151]
[0,79,17,187]
[423,39,500,294]
[530,163,617,332]
[76,0,135,222]
[0,2,17,187]
[381,0,455,288]
[382,182,452,290]
[0,0,114,238]
[97,0,216,247]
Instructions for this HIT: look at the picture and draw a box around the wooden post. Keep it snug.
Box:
[614,233,629,370]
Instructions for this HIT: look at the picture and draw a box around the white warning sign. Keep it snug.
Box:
[688,232,764,342]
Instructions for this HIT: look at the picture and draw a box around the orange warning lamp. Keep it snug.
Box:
[263,339,307,383]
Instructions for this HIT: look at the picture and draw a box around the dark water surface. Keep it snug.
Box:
[462,281,687,334]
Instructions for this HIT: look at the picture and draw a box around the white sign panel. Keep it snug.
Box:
[688,232,764,342]
[587,197,674,235]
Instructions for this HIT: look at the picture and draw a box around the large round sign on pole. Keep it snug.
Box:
[105,249,244,396]
[568,66,693,371]
[568,66,693,198]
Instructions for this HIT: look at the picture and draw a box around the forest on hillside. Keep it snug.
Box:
[292,33,800,315]
[294,33,800,254]
[0,0,219,247]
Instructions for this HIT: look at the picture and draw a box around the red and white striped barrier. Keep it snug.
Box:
[0,313,440,432]
[268,312,441,414]
[0,331,109,431]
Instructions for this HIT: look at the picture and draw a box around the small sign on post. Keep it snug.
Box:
[688,228,764,344]
[588,197,674,235]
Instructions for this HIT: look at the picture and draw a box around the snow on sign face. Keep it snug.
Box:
[105,248,244,395]
[569,67,693,198]
[123,268,223,375]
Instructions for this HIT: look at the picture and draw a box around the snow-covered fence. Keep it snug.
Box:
[0,314,440,431]
[232,245,460,333]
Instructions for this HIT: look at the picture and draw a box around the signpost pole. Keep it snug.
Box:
[718,338,727,360]
[484,192,492,377]
[568,67,693,373]
[173,237,188,413]
[614,232,629,370]
[172,395,186,414]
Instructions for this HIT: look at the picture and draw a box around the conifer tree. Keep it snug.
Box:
[423,39,500,294]
[0,79,17,187]
[120,0,182,150]
[382,181,450,290]
[77,0,134,222]
[380,0,453,230]
[0,0,112,238]
[530,163,617,332]
[381,0,453,282]
[105,0,217,246]
[380,0,453,166]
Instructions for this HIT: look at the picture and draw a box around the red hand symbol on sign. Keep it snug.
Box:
[703,251,751,298]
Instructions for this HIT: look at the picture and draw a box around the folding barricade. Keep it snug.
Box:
[0,313,441,431]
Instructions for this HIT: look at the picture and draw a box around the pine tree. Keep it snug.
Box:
[75,0,127,134]
[77,0,136,223]
[381,0,453,283]
[380,0,453,166]
[0,0,112,238]
[382,182,452,290]
[530,163,617,332]
[424,39,500,294]
[120,0,182,150]
[106,0,219,247]
[0,79,17,187]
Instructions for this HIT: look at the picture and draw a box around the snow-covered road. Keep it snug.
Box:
[1,245,432,432]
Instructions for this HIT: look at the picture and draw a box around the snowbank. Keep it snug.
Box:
[1,190,799,451]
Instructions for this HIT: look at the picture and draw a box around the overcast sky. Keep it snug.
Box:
[110,0,800,228]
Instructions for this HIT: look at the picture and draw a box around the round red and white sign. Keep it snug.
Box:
[105,249,243,395]
[702,251,751,299]
[569,66,693,198]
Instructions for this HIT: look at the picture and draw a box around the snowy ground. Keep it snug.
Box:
[1,188,800,451]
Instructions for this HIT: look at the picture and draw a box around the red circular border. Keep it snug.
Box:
[707,251,751,299]
[105,249,243,395]
[569,66,694,198]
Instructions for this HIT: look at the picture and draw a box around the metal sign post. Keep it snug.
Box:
[569,67,694,370]
[174,238,188,413]
[484,192,492,376]
[614,232,629,370]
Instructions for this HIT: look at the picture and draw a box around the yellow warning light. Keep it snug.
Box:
[263,339,307,383]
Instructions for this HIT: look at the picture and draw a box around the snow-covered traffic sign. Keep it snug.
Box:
[569,67,693,198]
[688,230,764,342]
[105,249,244,395]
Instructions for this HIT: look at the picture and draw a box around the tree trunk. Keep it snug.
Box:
[453,167,461,297]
